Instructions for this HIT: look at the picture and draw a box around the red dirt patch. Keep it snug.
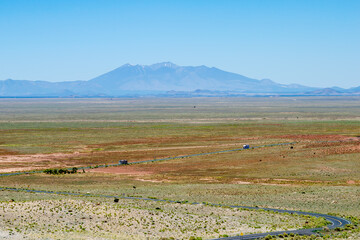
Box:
[88,166,153,176]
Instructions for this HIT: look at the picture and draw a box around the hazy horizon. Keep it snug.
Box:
[1,0,359,88]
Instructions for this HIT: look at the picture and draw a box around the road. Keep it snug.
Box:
[0,141,296,177]
[212,207,350,239]
[0,186,351,239]
[0,140,353,238]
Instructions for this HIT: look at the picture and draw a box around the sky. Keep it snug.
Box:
[0,0,359,88]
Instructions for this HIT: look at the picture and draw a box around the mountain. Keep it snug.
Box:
[0,62,358,97]
[87,62,316,94]
[305,88,345,96]
[348,86,360,93]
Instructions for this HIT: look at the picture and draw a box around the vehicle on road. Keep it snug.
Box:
[119,160,128,165]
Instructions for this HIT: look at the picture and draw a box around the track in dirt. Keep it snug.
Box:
[0,141,296,177]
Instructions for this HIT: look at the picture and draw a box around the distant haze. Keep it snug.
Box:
[1,62,359,97]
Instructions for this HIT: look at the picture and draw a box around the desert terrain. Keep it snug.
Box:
[0,97,359,239]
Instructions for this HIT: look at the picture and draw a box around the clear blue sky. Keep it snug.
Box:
[0,0,359,88]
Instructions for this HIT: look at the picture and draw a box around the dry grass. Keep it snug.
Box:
[0,192,310,239]
[0,97,359,239]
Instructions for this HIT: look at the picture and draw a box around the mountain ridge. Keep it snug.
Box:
[0,62,359,97]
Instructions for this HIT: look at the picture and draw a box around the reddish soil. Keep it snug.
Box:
[0,148,19,156]
[0,138,257,173]
[1,134,358,176]
[304,140,360,155]
[88,166,153,176]
[347,180,356,184]
[271,134,357,141]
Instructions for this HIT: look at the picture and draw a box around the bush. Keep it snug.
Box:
[44,167,78,175]
[189,237,202,240]
[43,169,53,174]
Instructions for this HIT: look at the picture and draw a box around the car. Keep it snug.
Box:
[119,160,128,165]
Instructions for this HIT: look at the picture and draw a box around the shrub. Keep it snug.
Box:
[43,167,78,175]
[189,237,202,240]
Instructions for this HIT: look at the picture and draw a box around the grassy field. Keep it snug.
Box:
[0,97,359,239]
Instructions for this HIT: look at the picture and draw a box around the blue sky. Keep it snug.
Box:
[0,0,359,88]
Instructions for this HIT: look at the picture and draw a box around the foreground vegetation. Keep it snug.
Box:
[0,190,315,239]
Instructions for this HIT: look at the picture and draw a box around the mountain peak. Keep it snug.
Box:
[119,62,179,70]
[121,63,133,68]
[149,62,178,70]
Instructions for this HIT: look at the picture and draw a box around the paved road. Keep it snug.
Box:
[0,140,353,238]
[0,186,351,240]
[212,207,350,239]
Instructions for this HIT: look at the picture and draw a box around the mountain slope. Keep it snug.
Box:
[88,62,316,94]
[0,62,357,97]
[89,62,257,92]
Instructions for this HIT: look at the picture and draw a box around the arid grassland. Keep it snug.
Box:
[0,190,316,240]
[0,97,359,239]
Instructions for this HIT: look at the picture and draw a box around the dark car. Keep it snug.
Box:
[119,160,128,165]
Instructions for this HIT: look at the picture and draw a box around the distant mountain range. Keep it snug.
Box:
[1,62,359,97]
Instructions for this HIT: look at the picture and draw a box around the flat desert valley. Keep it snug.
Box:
[0,97,359,239]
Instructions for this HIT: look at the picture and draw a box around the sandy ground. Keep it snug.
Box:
[0,152,89,173]
[0,198,306,240]
[0,230,22,239]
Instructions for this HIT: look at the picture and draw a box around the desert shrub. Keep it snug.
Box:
[43,169,53,174]
[189,237,202,240]
[44,168,78,175]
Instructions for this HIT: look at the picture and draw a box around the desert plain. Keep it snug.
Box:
[0,97,359,239]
